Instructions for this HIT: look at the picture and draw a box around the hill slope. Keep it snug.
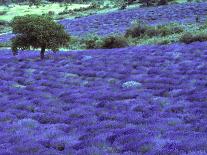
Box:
[59,2,207,36]
[1,2,207,43]
[0,42,207,154]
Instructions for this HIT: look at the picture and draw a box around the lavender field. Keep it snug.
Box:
[59,2,207,36]
[1,1,207,155]
[0,41,207,154]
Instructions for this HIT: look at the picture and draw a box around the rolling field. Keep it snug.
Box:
[1,2,207,43]
[59,2,207,36]
[0,1,207,155]
[0,42,207,154]
[0,3,89,22]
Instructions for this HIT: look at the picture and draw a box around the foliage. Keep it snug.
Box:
[155,23,184,35]
[48,11,55,16]
[82,34,128,49]
[113,0,136,8]
[179,32,207,44]
[125,21,184,38]
[125,21,148,38]
[11,14,70,59]
[101,35,128,49]
[139,0,171,7]
[82,34,102,49]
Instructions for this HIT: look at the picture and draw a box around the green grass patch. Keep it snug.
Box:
[0,3,90,22]
[179,30,207,44]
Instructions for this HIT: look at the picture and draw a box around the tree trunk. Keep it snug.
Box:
[40,46,46,60]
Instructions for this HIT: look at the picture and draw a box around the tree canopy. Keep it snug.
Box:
[11,14,70,59]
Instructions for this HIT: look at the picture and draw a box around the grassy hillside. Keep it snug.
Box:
[0,3,90,22]
[1,2,207,50]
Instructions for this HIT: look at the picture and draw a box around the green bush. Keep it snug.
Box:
[125,21,184,38]
[48,11,55,16]
[82,34,102,49]
[83,34,128,49]
[58,10,68,15]
[139,0,170,6]
[101,35,128,49]
[180,33,194,44]
[180,32,207,44]
[152,23,184,37]
[89,2,101,9]
[125,21,148,38]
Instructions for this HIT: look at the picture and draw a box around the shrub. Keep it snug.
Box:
[179,32,207,44]
[119,3,127,10]
[83,34,102,49]
[114,0,136,8]
[89,2,101,9]
[139,0,169,6]
[180,33,197,44]
[11,14,70,59]
[125,21,148,38]
[83,34,128,49]
[101,35,128,49]
[152,23,184,37]
[58,9,75,16]
[48,11,55,16]
[157,0,168,5]
[115,0,128,10]
[125,21,184,38]
[58,10,68,15]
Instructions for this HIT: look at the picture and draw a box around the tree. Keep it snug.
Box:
[11,14,70,59]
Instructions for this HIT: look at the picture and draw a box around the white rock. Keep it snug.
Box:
[82,55,93,61]
[122,81,142,89]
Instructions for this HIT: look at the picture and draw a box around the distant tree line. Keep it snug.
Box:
[0,0,96,4]
[0,0,171,8]
[0,0,135,5]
